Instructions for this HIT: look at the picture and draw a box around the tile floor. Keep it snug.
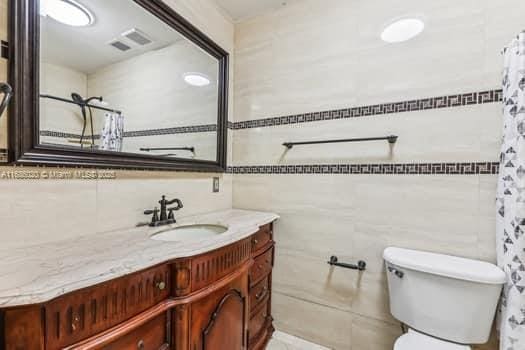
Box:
[267,331,330,350]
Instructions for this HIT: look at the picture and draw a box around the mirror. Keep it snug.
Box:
[9,0,228,171]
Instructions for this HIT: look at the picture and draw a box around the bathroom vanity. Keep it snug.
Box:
[0,210,278,350]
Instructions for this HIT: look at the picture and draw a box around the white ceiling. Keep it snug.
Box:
[41,0,184,74]
[214,0,289,22]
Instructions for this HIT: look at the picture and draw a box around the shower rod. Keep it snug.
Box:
[40,94,122,115]
[283,135,398,149]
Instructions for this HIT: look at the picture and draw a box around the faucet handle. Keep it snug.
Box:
[144,207,160,225]
[167,208,176,221]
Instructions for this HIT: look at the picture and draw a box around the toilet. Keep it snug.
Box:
[383,247,506,350]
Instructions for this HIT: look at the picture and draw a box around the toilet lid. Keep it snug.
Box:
[394,330,471,350]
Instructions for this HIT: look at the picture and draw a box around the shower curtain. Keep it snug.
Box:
[100,112,124,152]
[497,31,525,350]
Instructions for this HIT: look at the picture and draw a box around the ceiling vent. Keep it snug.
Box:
[122,28,152,46]
[108,39,131,51]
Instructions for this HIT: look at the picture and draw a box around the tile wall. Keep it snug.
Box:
[231,0,525,348]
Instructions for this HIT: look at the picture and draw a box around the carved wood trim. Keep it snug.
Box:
[64,260,251,350]
[202,290,246,349]
[3,306,45,350]
[172,260,192,297]
[45,265,169,349]
[191,238,252,292]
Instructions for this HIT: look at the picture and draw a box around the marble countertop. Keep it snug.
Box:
[0,209,279,307]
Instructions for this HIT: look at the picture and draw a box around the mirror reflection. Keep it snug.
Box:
[39,0,220,161]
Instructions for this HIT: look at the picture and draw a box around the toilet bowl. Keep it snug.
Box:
[394,329,470,350]
[384,247,505,350]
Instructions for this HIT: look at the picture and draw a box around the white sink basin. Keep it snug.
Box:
[150,224,228,242]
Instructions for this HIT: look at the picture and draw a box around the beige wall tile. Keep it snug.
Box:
[273,291,353,350]
[233,0,523,122]
[350,315,402,350]
[273,248,358,312]
[0,179,97,247]
[96,173,232,232]
[478,175,498,263]
[232,174,272,210]
[0,0,6,41]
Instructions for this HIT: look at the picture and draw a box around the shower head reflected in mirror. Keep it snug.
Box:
[70,92,104,149]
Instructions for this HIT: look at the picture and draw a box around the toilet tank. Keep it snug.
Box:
[384,247,506,344]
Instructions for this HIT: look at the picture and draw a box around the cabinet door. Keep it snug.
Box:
[189,274,248,350]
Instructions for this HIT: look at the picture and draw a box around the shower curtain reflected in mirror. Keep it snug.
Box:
[0,82,12,119]
[100,112,124,152]
[496,31,525,350]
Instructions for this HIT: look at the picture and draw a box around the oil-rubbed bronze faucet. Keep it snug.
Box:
[144,195,183,227]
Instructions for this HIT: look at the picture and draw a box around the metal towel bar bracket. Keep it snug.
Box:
[327,256,366,271]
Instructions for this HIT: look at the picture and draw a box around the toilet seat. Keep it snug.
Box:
[394,330,471,350]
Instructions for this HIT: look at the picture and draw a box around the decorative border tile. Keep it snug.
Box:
[232,89,503,130]
[227,162,499,175]
[39,130,95,139]
[123,124,217,137]
[40,124,218,139]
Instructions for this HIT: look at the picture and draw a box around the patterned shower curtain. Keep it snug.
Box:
[497,31,525,350]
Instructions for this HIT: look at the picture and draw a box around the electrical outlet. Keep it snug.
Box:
[213,177,220,193]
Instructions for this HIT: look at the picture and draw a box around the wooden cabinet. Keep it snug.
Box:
[44,265,170,349]
[189,274,248,350]
[248,224,275,350]
[0,222,276,350]
[101,314,169,350]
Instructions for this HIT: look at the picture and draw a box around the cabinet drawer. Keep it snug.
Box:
[249,247,273,287]
[45,265,170,349]
[248,298,270,344]
[101,314,169,350]
[251,224,272,253]
[249,275,269,313]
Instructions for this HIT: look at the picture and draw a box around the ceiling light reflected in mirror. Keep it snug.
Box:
[183,72,211,87]
[40,0,94,27]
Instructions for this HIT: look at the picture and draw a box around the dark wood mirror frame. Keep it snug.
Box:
[8,0,229,171]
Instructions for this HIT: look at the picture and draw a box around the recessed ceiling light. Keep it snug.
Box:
[381,18,425,43]
[40,0,94,27]
[183,72,211,87]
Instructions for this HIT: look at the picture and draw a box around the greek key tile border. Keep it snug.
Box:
[227,162,499,175]
[232,89,503,130]
[39,130,92,139]
[123,124,217,137]
[40,124,218,139]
